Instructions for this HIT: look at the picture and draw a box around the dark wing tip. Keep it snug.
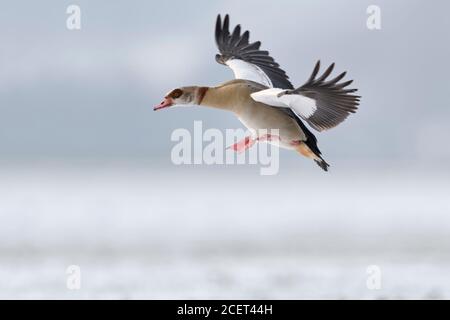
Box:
[223,14,230,32]
[215,15,222,45]
[316,63,335,82]
[307,60,321,83]
[213,13,293,89]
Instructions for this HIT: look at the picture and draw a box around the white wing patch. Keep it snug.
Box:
[226,59,273,87]
[251,88,317,119]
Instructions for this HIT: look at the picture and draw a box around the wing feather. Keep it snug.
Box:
[291,61,360,131]
[250,61,361,132]
[215,14,293,89]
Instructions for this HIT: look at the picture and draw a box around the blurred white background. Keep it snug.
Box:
[0,0,449,299]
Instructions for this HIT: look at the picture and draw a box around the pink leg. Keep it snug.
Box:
[257,134,280,143]
[227,136,255,153]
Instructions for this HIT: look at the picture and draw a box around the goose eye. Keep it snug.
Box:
[171,89,183,99]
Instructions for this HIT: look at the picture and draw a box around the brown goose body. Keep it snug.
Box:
[200,79,306,149]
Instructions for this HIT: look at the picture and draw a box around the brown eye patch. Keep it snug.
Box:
[170,89,183,99]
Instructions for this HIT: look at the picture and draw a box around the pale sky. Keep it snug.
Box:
[0,0,449,164]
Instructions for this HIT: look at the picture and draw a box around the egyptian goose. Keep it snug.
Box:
[154,14,360,171]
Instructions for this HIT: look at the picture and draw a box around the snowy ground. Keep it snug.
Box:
[0,162,449,299]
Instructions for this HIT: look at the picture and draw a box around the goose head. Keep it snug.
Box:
[154,87,200,111]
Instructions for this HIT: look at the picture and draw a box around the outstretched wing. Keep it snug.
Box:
[215,14,293,89]
[251,61,360,132]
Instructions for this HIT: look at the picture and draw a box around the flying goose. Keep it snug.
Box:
[154,14,360,171]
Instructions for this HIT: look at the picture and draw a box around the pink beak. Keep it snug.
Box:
[154,97,173,111]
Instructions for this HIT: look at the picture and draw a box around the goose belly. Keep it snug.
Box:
[236,105,305,150]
